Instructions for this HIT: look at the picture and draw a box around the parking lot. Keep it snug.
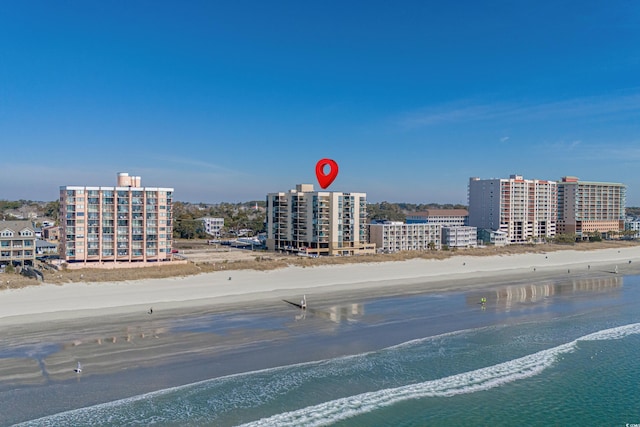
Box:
[173,239,288,264]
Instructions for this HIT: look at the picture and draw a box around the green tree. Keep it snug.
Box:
[174,219,207,239]
[43,200,60,222]
[626,207,640,217]
[587,231,602,242]
[368,202,406,222]
[554,234,577,244]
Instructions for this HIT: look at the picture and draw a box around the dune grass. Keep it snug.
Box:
[1,240,638,290]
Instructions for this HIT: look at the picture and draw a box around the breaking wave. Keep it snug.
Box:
[15,323,640,427]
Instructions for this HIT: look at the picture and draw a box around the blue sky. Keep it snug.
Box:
[2,1,640,204]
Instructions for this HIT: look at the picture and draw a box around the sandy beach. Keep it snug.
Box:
[2,245,640,425]
[2,245,640,326]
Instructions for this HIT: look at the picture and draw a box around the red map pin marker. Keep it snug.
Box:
[315,158,339,189]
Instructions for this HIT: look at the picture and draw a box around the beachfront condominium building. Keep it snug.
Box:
[441,226,478,249]
[59,172,174,265]
[477,229,508,246]
[200,217,225,237]
[0,220,36,267]
[369,221,441,253]
[405,209,475,249]
[557,176,626,238]
[406,209,469,226]
[625,216,640,239]
[265,184,375,256]
[468,175,557,244]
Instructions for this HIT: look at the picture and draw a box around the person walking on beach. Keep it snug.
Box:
[148,307,153,315]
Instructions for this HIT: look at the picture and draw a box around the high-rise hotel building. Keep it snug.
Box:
[557,176,626,237]
[266,184,375,256]
[468,174,557,244]
[59,173,174,265]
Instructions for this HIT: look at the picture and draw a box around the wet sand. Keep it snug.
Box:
[2,247,640,425]
[2,246,640,326]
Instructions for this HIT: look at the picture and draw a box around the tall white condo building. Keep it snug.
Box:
[468,174,557,244]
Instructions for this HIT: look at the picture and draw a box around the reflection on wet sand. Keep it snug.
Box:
[0,358,44,387]
[1,275,618,392]
[46,324,174,381]
[0,323,172,386]
[466,276,623,310]
[283,296,364,324]
[0,315,290,388]
[307,303,364,323]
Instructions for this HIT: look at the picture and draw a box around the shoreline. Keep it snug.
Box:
[2,245,640,326]
[2,246,639,425]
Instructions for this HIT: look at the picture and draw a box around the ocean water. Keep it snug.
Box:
[11,274,640,426]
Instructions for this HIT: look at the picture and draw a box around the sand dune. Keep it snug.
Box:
[1,246,639,326]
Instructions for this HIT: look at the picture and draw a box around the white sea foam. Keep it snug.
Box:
[13,327,472,426]
[238,322,640,427]
[14,323,640,427]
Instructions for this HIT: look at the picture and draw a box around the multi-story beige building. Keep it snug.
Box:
[405,209,475,249]
[369,221,441,253]
[442,226,477,248]
[0,220,36,267]
[557,176,626,238]
[59,173,174,266]
[468,174,557,244]
[406,209,468,226]
[266,184,374,256]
